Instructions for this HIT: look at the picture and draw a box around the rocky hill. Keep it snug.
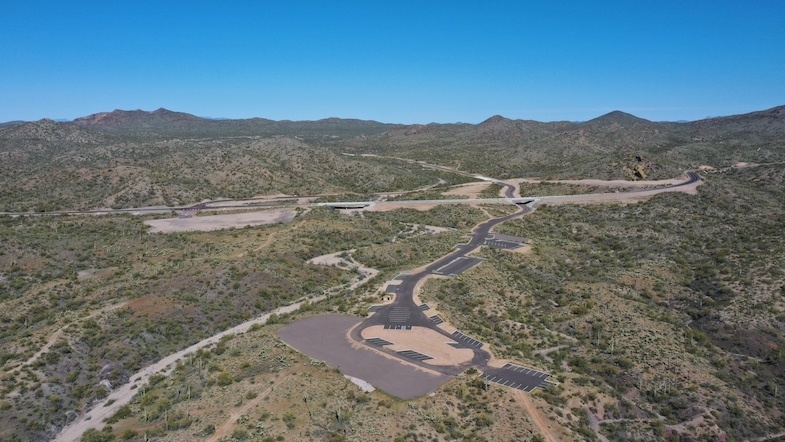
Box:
[71,108,399,140]
[340,105,785,180]
[1,105,783,211]
[0,119,104,145]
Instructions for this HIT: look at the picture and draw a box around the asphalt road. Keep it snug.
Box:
[0,171,700,217]
[433,256,484,276]
[349,177,536,377]
[347,171,701,388]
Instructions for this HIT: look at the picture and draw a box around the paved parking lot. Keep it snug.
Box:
[480,363,551,392]
[366,337,393,346]
[482,239,521,249]
[384,324,412,330]
[278,314,451,399]
[487,233,528,243]
[397,349,434,361]
[388,306,412,323]
[385,282,403,294]
[482,233,528,249]
[432,257,483,276]
[452,331,484,348]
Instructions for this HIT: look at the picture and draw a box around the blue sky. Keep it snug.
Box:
[1,1,783,123]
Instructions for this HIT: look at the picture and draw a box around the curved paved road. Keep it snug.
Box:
[349,171,531,375]
[349,171,702,379]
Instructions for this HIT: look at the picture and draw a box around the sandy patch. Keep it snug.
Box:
[507,244,532,254]
[144,208,296,233]
[443,182,493,198]
[307,250,379,291]
[308,250,354,266]
[76,267,116,280]
[360,325,474,366]
[345,375,376,393]
[307,249,379,290]
[403,224,455,235]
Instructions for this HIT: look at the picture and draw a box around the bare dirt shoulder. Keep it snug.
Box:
[536,178,701,206]
[144,208,297,233]
[443,181,492,198]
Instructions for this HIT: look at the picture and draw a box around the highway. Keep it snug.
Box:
[0,171,700,217]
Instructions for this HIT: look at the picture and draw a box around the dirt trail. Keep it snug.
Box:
[255,231,277,251]
[55,260,379,442]
[55,300,316,442]
[11,301,127,373]
[307,250,379,291]
[513,389,560,442]
[207,374,292,442]
[751,431,785,441]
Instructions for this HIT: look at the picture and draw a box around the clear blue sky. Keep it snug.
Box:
[2,1,784,123]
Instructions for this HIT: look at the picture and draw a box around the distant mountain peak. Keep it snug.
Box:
[585,110,651,126]
[480,115,512,126]
[478,115,516,133]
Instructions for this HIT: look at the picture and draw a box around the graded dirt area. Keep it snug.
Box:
[443,181,492,198]
[144,208,297,233]
[360,325,475,366]
[367,201,441,212]
[277,314,452,399]
[306,250,379,290]
[537,179,701,205]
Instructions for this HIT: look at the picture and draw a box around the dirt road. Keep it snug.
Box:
[207,374,293,442]
[513,389,560,442]
[11,302,127,374]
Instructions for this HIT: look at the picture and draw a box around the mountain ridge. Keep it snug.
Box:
[4,105,784,130]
